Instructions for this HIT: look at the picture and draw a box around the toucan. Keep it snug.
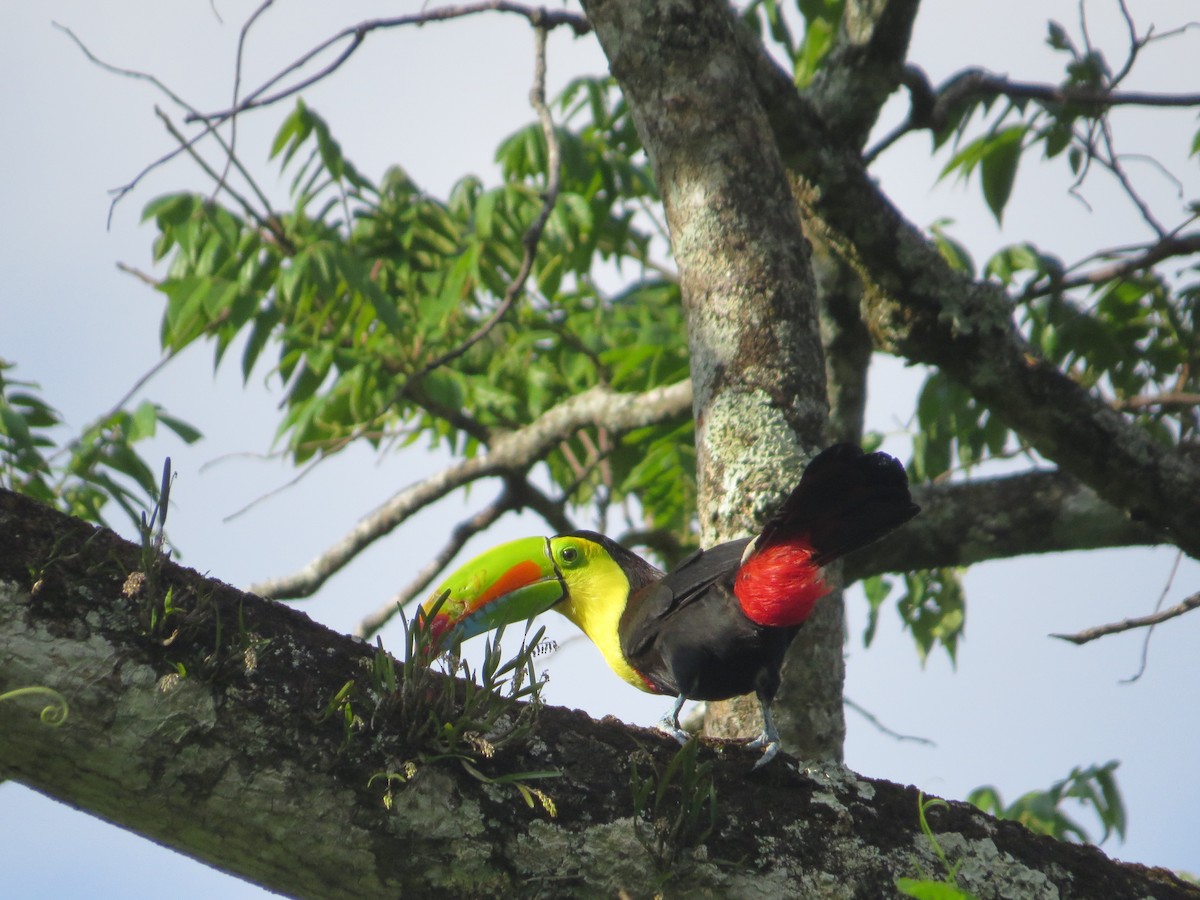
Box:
[421,443,919,767]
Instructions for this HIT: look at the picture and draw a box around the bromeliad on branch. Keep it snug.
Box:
[422,443,919,767]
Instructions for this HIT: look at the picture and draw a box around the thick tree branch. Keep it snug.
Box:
[738,38,1200,560]
[249,381,692,599]
[842,470,1162,583]
[807,0,922,150]
[4,489,1198,898]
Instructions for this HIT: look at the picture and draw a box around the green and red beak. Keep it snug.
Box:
[421,537,564,647]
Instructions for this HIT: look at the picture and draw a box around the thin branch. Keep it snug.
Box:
[1122,550,1184,683]
[864,64,1200,163]
[845,697,937,747]
[961,70,1200,110]
[1114,392,1200,412]
[153,107,277,237]
[213,0,277,204]
[355,487,516,638]
[186,2,591,124]
[1050,589,1199,646]
[249,380,691,599]
[399,23,563,389]
[54,23,277,232]
[220,455,327,523]
[1022,232,1200,300]
[1095,118,1168,238]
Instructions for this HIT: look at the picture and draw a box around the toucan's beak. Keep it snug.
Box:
[421,537,563,646]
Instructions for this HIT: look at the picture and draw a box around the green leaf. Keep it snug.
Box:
[861,575,893,648]
[1046,20,1073,53]
[896,879,975,900]
[979,125,1025,223]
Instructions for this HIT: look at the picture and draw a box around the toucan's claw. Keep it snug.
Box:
[748,734,780,769]
[747,691,781,770]
[656,717,691,745]
[656,694,690,745]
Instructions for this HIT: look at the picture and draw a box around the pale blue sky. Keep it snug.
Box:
[3,1,1197,894]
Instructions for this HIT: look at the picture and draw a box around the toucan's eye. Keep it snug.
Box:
[559,545,580,566]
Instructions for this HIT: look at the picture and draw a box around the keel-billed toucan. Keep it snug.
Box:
[422,443,919,766]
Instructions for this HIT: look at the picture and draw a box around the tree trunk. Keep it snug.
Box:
[581,0,846,762]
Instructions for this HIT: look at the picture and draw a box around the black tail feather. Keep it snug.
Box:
[756,443,919,565]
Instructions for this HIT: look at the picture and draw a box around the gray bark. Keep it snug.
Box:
[2,488,1196,898]
[581,0,845,761]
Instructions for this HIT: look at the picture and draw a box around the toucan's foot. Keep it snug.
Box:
[656,694,690,745]
[656,716,691,745]
[747,732,780,769]
[747,692,781,770]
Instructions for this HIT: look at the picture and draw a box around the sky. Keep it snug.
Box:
[2,1,1198,895]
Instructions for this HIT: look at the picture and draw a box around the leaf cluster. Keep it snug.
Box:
[0,360,200,531]
[968,760,1127,845]
[143,83,696,538]
[862,568,966,665]
[629,738,718,877]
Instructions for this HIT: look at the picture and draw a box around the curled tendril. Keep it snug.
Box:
[0,686,70,727]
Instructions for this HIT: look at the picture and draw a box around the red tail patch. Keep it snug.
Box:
[733,538,830,628]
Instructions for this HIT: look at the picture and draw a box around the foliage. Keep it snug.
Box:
[896,793,978,900]
[0,360,200,531]
[630,738,718,877]
[355,596,559,814]
[967,761,1127,845]
[141,85,700,539]
[862,568,966,665]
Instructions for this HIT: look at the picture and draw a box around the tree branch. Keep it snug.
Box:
[739,38,1200,560]
[866,64,1200,163]
[249,381,692,599]
[399,23,563,391]
[1022,232,1200,300]
[4,488,1197,898]
[806,0,922,150]
[842,469,1163,583]
[185,2,591,125]
[1051,590,1200,646]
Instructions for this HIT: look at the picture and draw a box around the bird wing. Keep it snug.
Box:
[618,538,751,661]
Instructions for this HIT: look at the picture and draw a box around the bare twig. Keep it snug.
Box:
[220,455,327,523]
[1122,550,1184,683]
[186,2,591,125]
[249,380,692,599]
[153,107,277,236]
[54,23,277,231]
[1050,589,1198,647]
[356,487,516,637]
[400,24,563,388]
[845,698,936,747]
[215,0,278,200]
[1021,232,1200,301]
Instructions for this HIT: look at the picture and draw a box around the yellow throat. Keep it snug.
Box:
[548,536,654,693]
